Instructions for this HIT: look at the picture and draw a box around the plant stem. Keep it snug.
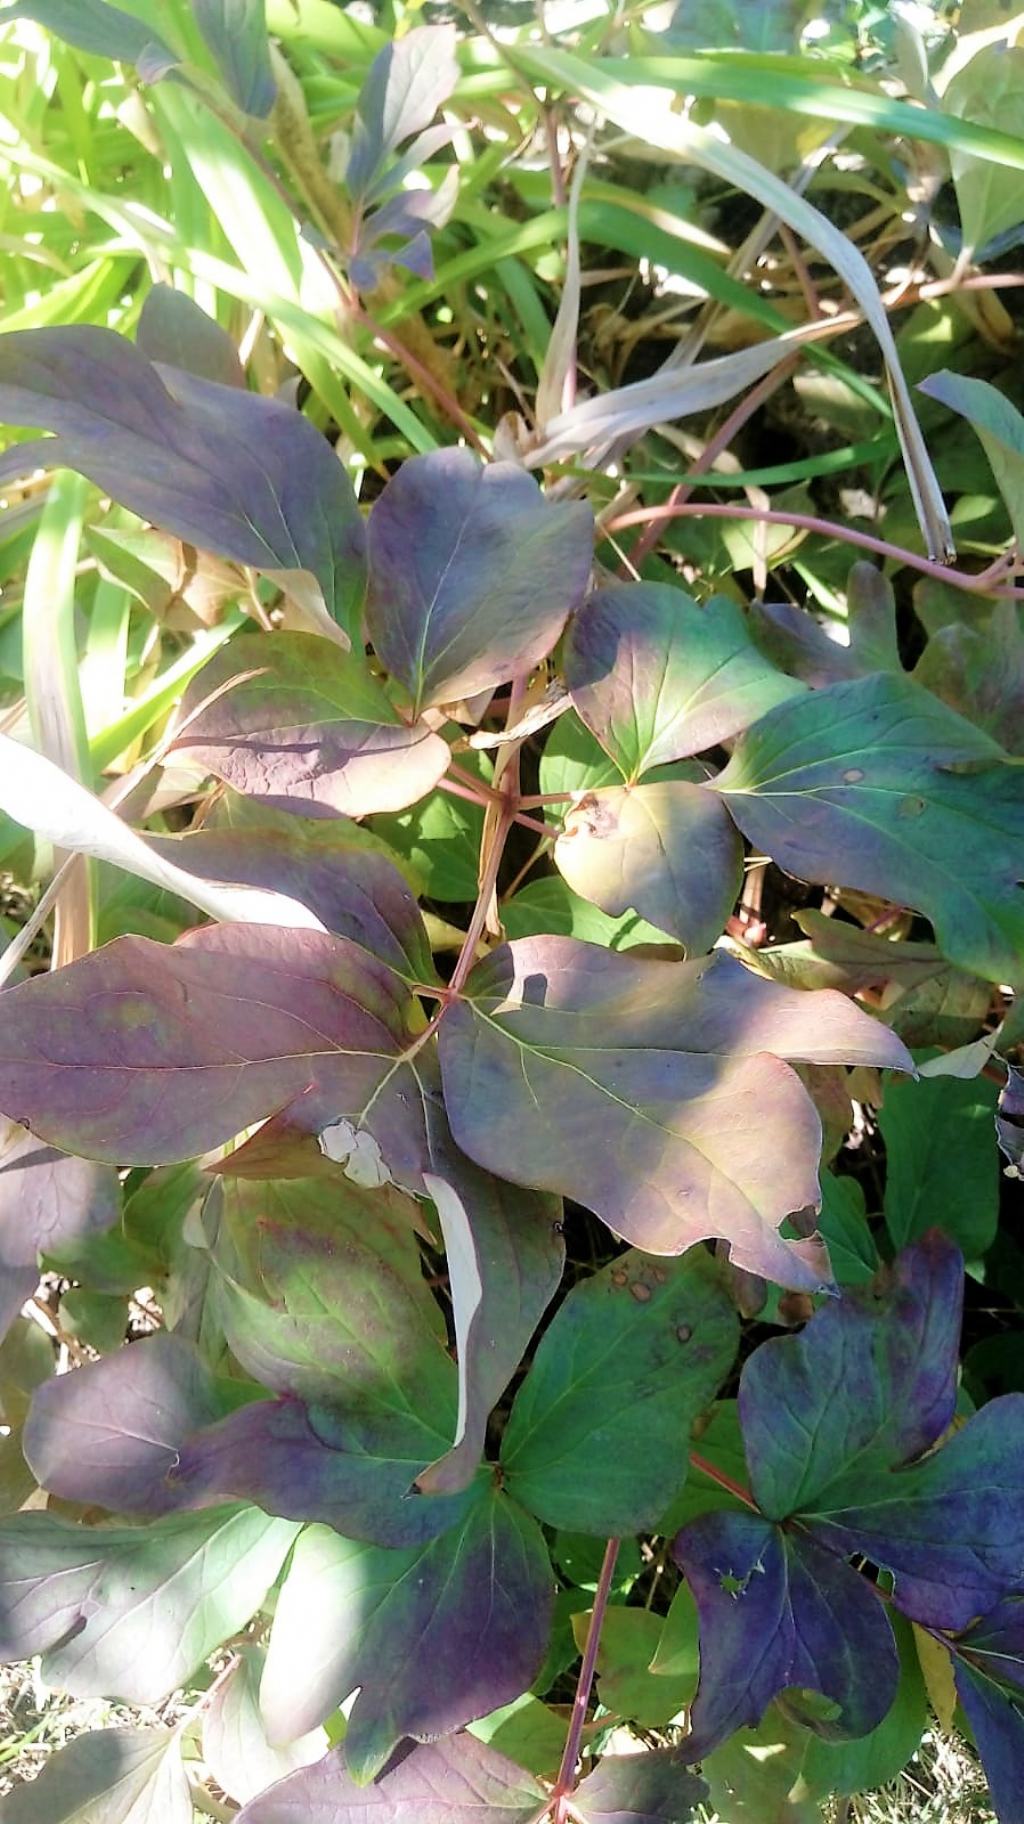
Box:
[607,500,1024,597]
[688,1449,757,1510]
[550,1537,621,1822]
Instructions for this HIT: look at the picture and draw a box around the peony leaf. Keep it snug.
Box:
[235,1735,546,1824]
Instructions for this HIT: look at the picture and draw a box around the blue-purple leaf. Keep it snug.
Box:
[0,0,178,76]
[347,26,459,204]
[675,1510,899,1759]
[951,1592,1024,1824]
[136,284,244,388]
[0,1121,120,1343]
[572,1748,707,1823]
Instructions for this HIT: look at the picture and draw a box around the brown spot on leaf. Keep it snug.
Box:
[842,767,864,784]
[676,1323,693,1344]
[629,1280,652,1302]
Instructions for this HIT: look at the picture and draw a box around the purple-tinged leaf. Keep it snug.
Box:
[801,1613,928,1802]
[174,632,449,818]
[0,1119,120,1341]
[439,938,910,1289]
[195,0,276,117]
[951,1592,1024,1824]
[23,1332,241,1516]
[136,283,244,389]
[236,1735,546,1824]
[750,563,898,691]
[0,1725,192,1824]
[365,450,593,716]
[259,1491,553,1778]
[715,672,1024,983]
[0,1505,297,1702]
[0,327,367,637]
[203,1646,327,1806]
[147,808,437,984]
[0,0,178,76]
[739,1233,963,1520]
[415,1165,565,1496]
[674,1510,899,1760]
[572,1748,707,1824]
[565,583,802,780]
[168,1392,477,1545]
[554,781,743,956]
[0,924,428,1173]
[347,26,459,203]
[500,1248,738,1535]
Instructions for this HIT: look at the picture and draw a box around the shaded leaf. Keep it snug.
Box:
[500,1247,738,1534]
[915,599,1024,758]
[0,327,367,636]
[468,1693,566,1777]
[0,1725,191,1824]
[577,1606,691,1728]
[699,1706,819,1824]
[816,1173,879,1288]
[136,284,243,388]
[674,1510,899,1759]
[259,1492,553,1779]
[365,450,593,715]
[920,370,1024,553]
[203,1645,327,1805]
[415,1168,564,1496]
[0,1119,119,1343]
[715,672,1024,982]
[0,1505,297,1702]
[236,1735,546,1824]
[997,1063,1024,1175]
[565,584,802,780]
[175,631,450,818]
[195,0,276,117]
[879,1064,1000,1256]
[554,782,743,957]
[439,938,909,1289]
[950,1590,1024,1824]
[572,1748,707,1823]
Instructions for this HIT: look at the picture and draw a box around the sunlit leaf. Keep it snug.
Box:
[365,450,593,716]
[195,0,276,118]
[715,672,1024,983]
[175,632,451,819]
[236,1735,546,1824]
[0,1119,119,1342]
[501,1247,737,1534]
[439,938,910,1289]
[0,1726,192,1824]
[203,1646,327,1805]
[945,45,1024,257]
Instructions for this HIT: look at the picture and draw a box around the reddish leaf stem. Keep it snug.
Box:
[606,500,1024,597]
[551,1536,621,1823]
[689,1449,758,1511]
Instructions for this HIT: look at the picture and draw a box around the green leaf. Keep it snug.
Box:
[945,45,1024,257]
[699,1705,819,1824]
[915,599,1024,758]
[802,1614,927,1799]
[468,1693,566,1778]
[501,1247,738,1534]
[879,1063,1000,1257]
[0,1726,192,1824]
[554,781,743,956]
[716,672,1024,983]
[260,1490,553,1781]
[565,583,802,781]
[666,0,809,52]
[502,876,676,951]
[373,751,491,902]
[816,1173,879,1287]
[0,1505,298,1702]
[574,1606,692,1728]
[920,369,1024,550]
[0,0,178,76]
